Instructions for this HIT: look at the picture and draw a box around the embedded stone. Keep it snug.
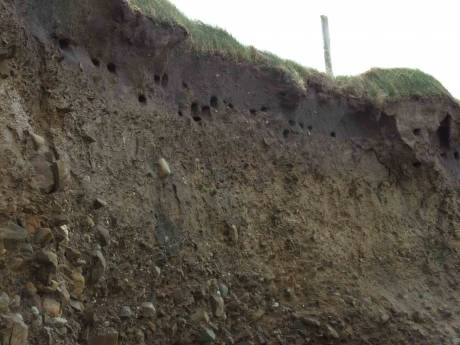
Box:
[139,302,156,318]
[52,160,70,191]
[158,158,171,177]
[199,327,216,343]
[36,249,58,271]
[90,250,106,284]
[0,291,10,312]
[95,225,110,246]
[0,222,28,242]
[1,313,28,345]
[30,132,46,150]
[211,294,225,319]
[30,153,55,193]
[34,228,54,245]
[71,270,86,298]
[120,306,133,319]
[94,198,108,209]
[42,297,61,317]
[0,46,15,61]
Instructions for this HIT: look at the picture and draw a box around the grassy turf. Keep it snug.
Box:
[336,68,451,101]
[127,0,454,104]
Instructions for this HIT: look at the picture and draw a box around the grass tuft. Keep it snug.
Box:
[336,68,451,101]
[128,0,454,103]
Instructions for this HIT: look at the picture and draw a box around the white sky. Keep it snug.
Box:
[169,0,460,98]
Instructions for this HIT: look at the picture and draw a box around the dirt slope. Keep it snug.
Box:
[1,1,460,345]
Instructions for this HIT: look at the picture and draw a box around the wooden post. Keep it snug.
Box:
[321,15,333,77]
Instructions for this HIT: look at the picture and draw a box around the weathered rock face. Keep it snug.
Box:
[1,1,460,345]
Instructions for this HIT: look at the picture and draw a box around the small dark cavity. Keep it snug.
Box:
[261,106,268,112]
[107,63,117,74]
[413,128,421,136]
[307,125,313,131]
[178,111,183,117]
[438,115,451,148]
[250,109,257,115]
[283,129,289,139]
[413,162,422,168]
[289,120,296,127]
[330,131,336,138]
[193,116,202,122]
[191,102,199,115]
[210,96,219,108]
[161,74,169,87]
[91,58,100,67]
[455,151,459,160]
[299,122,304,129]
[154,75,161,84]
[138,94,147,104]
[182,82,189,89]
[228,103,234,109]
[58,38,70,50]
[202,105,211,116]
[441,152,447,158]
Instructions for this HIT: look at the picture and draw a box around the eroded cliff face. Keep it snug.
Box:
[1,1,460,344]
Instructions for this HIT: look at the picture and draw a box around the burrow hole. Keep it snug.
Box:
[283,129,289,139]
[210,96,219,108]
[307,125,313,131]
[330,131,336,138]
[178,110,183,117]
[107,63,117,74]
[250,109,257,115]
[413,128,421,136]
[193,116,202,122]
[299,122,304,129]
[191,102,199,115]
[289,120,296,127]
[228,103,234,109]
[58,38,71,50]
[261,106,268,112]
[455,151,459,160]
[154,75,161,84]
[138,94,147,104]
[438,115,451,148]
[413,162,422,168]
[91,58,100,67]
[182,82,189,89]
